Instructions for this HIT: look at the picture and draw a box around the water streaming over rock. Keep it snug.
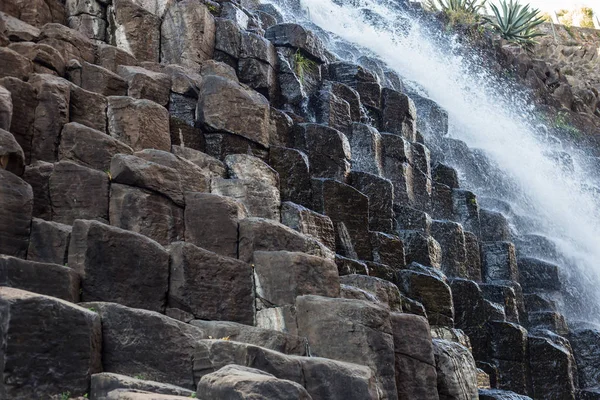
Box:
[271,0,600,322]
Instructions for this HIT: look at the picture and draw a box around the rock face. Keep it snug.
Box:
[0,2,593,399]
[0,287,101,398]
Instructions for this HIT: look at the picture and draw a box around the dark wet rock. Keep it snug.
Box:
[88,302,204,389]
[346,123,382,176]
[91,373,194,400]
[0,169,31,258]
[294,123,351,181]
[569,324,600,388]
[528,334,576,400]
[431,220,467,278]
[381,88,416,141]
[69,220,169,312]
[0,255,79,302]
[340,274,402,311]
[518,257,561,292]
[168,241,254,324]
[335,255,369,276]
[327,62,381,111]
[281,202,336,251]
[370,231,405,269]
[0,287,101,398]
[480,209,511,242]
[398,231,442,269]
[184,192,247,258]
[265,23,326,63]
[481,242,518,282]
[349,171,394,233]
[27,218,71,265]
[311,178,371,260]
[295,295,397,400]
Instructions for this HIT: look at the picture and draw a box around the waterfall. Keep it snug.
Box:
[271,0,600,322]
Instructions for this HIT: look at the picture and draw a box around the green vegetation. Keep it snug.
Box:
[486,0,545,45]
[426,0,487,27]
[206,3,219,15]
[293,50,317,84]
[555,111,582,137]
[189,394,197,398]
[60,392,70,400]
[134,374,146,380]
[580,7,595,29]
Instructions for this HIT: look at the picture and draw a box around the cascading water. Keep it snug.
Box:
[271,0,600,322]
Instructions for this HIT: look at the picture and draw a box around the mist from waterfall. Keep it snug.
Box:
[271,0,600,322]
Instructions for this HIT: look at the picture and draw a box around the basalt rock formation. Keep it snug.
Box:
[0,0,598,399]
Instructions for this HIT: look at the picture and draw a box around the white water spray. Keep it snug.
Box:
[274,0,600,320]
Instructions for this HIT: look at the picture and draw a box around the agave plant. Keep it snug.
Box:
[426,0,487,14]
[487,0,546,45]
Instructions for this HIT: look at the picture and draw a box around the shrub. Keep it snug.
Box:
[426,0,487,27]
[486,0,546,45]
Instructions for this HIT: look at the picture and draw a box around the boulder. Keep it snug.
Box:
[225,153,279,187]
[349,171,394,233]
[0,255,79,302]
[197,365,312,400]
[110,154,183,206]
[481,242,518,282]
[0,85,11,131]
[69,220,169,312]
[265,23,326,63]
[311,178,372,260]
[238,217,332,263]
[433,339,479,400]
[109,184,184,246]
[30,74,70,163]
[107,96,171,151]
[430,220,467,278]
[8,42,65,76]
[196,75,270,147]
[370,232,406,270]
[0,128,24,176]
[340,274,402,311]
[38,23,96,64]
[478,389,532,400]
[212,178,280,220]
[254,251,340,309]
[22,160,53,219]
[346,123,383,176]
[194,339,378,400]
[67,13,107,42]
[172,145,226,179]
[294,123,351,181]
[281,202,335,251]
[109,0,161,62]
[0,288,101,398]
[161,0,215,69]
[0,168,32,257]
[74,61,128,97]
[0,11,41,41]
[0,47,33,80]
[27,218,71,265]
[69,84,108,133]
[295,295,397,400]
[49,160,110,224]
[398,264,454,327]
[134,149,210,193]
[391,313,439,400]
[96,43,139,73]
[184,192,247,258]
[189,319,307,356]
[59,122,134,171]
[89,302,205,389]
[91,373,194,400]
[0,77,36,163]
[118,65,171,106]
[168,242,254,324]
[269,146,312,207]
[381,88,416,141]
[398,231,442,269]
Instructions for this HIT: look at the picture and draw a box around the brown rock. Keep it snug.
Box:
[0,255,79,302]
[0,169,32,257]
[38,23,96,64]
[27,217,72,265]
[184,192,247,258]
[59,122,133,171]
[22,160,53,219]
[49,161,110,224]
[0,288,101,398]
[0,47,33,80]
[109,184,184,246]
[196,75,270,147]
[118,65,171,106]
[70,220,169,312]
[107,96,170,151]
[168,241,254,324]
[0,11,41,41]
[161,0,215,69]
[0,85,11,131]
[109,0,161,62]
[96,43,139,73]
[212,178,281,221]
[9,42,65,76]
[0,78,36,163]
[69,84,108,133]
[0,128,25,176]
[77,61,129,97]
[281,202,335,251]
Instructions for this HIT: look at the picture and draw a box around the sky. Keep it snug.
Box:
[488,0,598,12]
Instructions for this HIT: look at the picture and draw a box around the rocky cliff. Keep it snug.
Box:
[0,0,598,399]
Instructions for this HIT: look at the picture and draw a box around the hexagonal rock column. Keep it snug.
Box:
[432,339,479,400]
[295,295,398,400]
[0,288,101,398]
[0,168,32,257]
[108,0,161,62]
[89,302,205,390]
[69,219,169,312]
[168,241,254,325]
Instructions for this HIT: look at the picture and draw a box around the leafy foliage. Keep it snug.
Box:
[487,0,545,45]
[426,0,487,29]
[293,50,317,84]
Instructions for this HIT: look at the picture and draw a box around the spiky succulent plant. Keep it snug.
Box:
[426,0,487,14]
[487,0,546,45]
